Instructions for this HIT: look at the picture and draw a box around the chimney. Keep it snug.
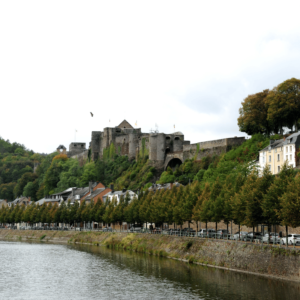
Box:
[284,137,286,141]
[89,181,92,193]
[110,184,114,193]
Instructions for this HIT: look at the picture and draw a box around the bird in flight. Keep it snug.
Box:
[90,112,93,117]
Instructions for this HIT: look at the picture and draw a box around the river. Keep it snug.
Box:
[0,241,299,300]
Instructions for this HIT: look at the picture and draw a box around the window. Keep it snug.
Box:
[278,166,280,172]
[269,165,271,171]
[275,148,277,153]
[281,147,283,151]
[286,155,288,161]
[269,155,271,162]
[286,147,288,152]
[277,154,280,161]
[262,157,265,163]
[290,146,292,151]
[290,154,292,160]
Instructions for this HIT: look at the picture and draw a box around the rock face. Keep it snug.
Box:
[91,120,245,172]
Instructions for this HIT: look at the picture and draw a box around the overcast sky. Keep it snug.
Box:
[1,1,300,153]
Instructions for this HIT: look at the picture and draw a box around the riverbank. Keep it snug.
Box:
[1,229,300,282]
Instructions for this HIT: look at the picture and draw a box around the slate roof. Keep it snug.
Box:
[84,188,107,201]
[260,131,300,153]
[8,197,31,207]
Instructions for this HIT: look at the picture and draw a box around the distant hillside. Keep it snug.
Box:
[0,137,37,201]
[0,133,273,201]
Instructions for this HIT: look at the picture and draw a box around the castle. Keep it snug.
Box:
[89,120,245,171]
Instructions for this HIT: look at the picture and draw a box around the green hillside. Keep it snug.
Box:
[0,133,274,201]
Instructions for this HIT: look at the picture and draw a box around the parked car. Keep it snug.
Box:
[230,231,248,240]
[216,229,229,239]
[281,234,300,245]
[180,228,196,236]
[262,233,280,244]
[197,229,216,238]
[129,224,142,232]
[245,232,263,241]
[169,229,180,235]
[102,227,113,232]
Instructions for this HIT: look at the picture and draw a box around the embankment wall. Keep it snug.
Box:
[1,230,299,282]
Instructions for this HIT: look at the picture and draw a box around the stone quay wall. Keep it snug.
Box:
[1,229,299,282]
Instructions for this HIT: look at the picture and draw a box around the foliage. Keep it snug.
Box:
[238,89,271,135]
[1,163,300,229]
[238,78,300,135]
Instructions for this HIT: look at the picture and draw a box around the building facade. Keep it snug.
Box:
[258,132,300,175]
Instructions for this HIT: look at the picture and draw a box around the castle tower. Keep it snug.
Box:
[56,145,67,155]
[129,133,138,160]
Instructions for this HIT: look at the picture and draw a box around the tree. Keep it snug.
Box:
[0,182,16,201]
[278,174,300,229]
[267,78,300,132]
[157,167,176,184]
[196,183,211,232]
[209,177,223,231]
[262,162,294,227]
[44,154,69,195]
[238,89,272,135]
[80,162,97,186]
[23,180,39,201]
[14,172,38,198]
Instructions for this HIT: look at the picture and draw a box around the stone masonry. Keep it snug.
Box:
[90,120,245,172]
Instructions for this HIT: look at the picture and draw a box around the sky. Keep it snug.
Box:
[1,1,300,153]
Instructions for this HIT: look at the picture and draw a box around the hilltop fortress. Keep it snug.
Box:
[88,120,245,171]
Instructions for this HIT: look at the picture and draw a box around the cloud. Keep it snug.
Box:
[1,1,300,153]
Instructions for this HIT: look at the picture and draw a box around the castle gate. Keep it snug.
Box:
[164,153,184,170]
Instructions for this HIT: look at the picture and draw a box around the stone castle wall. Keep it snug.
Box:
[90,123,245,171]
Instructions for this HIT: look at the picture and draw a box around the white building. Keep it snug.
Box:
[102,190,138,205]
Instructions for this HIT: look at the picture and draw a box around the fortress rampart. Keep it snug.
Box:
[90,120,245,172]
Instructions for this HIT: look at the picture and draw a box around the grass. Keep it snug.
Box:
[40,234,46,240]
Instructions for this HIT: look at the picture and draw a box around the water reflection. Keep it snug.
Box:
[0,241,299,300]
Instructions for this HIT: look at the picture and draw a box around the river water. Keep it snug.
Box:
[0,241,299,300]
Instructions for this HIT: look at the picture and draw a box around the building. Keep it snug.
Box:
[35,182,110,206]
[55,143,88,165]
[102,187,138,205]
[35,197,63,206]
[79,182,111,204]
[7,197,31,207]
[0,199,7,209]
[91,120,245,172]
[148,182,181,192]
[258,132,300,175]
